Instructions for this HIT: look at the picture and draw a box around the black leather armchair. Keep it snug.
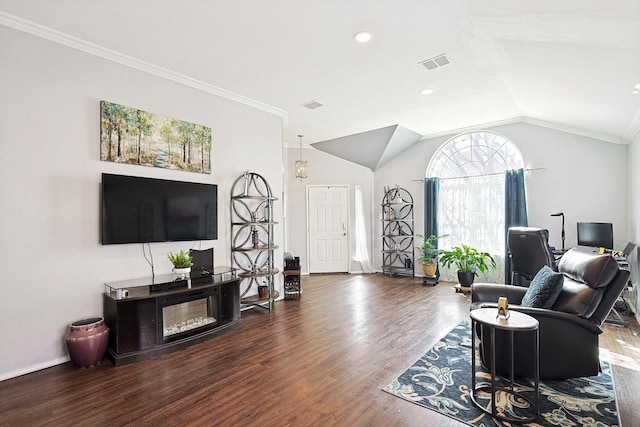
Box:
[472,248,630,379]
[508,226,556,284]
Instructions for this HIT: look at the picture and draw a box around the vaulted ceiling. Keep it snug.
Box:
[2,0,639,162]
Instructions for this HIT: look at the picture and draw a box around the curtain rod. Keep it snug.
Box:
[411,167,546,182]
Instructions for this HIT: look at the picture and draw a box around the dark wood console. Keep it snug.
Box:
[103,267,241,365]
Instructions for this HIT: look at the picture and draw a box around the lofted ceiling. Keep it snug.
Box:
[1,0,640,163]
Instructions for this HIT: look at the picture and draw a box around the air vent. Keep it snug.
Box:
[302,100,324,110]
[420,53,450,70]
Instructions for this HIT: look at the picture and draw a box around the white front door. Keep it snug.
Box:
[307,186,350,273]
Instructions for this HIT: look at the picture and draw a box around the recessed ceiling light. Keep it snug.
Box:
[633,83,640,94]
[353,31,372,43]
[419,88,435,96]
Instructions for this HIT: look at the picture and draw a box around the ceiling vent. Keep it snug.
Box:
[302,100,324,110]
[420,53,450,70]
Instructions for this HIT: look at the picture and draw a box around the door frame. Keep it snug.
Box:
[305,184,351,274]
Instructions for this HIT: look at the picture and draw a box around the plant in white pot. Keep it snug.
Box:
[439,244,496,287]
[416,234,447,277]
[168,249,193,279]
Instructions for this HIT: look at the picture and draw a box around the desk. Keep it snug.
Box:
[609,256,631,327]
[470,308,539,423]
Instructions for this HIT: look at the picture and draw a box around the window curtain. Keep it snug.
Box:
[424,178,439,238]
[504,168,528,284]
[438,174,506,283]
[424,178,439,278]
[354,185,374,273]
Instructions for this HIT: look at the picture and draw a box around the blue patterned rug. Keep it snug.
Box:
[383,321,619,427]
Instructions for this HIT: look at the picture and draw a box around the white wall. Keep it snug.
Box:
[284,147,374,274]
[373,122,629,272]
[0,27,284,379]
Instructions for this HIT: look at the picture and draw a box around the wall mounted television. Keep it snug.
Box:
[576,222,613,250]
[101,173,217,245]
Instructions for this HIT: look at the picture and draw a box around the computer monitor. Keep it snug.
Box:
[577,222,613,250]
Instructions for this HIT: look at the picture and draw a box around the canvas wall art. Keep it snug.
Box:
[100,101,212,174]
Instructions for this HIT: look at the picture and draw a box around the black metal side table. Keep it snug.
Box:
[470,308,540,423]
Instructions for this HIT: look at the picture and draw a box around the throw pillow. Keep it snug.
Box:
[521,265,564,309]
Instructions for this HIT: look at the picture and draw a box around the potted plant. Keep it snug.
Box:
[417,234,447,277]
[168,249,193,279]
[439,244,496,287]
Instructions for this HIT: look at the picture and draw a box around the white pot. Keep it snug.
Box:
[173,267,191,279]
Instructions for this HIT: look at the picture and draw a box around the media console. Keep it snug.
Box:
[103,267,241,366]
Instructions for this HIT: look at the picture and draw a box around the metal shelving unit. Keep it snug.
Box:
[231,171,278,311]
[381,186,415,277]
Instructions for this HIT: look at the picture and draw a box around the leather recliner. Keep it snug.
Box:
[508,226,556,284]
[471,248,630,379]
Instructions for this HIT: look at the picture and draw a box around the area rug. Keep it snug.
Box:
[383,321,620,427]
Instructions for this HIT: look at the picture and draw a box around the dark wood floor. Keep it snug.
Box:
[1,274,639,426]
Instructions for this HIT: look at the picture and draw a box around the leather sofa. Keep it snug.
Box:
[471,248,630,379]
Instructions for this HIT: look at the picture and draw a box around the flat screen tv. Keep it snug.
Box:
[101,173,217,245]
[577,222,613,250]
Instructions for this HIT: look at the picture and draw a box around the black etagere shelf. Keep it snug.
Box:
[381,185,415,277]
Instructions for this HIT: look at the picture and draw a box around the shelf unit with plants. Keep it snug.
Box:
[381,185,415,277]
[231,171,278,311]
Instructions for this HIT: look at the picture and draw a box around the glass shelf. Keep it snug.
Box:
[104,266,237,300]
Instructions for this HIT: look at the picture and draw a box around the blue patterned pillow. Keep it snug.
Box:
[521,266,564,309]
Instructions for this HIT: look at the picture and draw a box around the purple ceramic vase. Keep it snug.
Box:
[65,317,109,368]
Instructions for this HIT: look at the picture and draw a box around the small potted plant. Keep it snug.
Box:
[439,244,496,287]
[417,234,447,277]
[168,249,193,279]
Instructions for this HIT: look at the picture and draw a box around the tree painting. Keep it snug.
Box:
[100,101,212,174]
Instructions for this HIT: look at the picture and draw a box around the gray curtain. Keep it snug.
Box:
[504,169,528,284]
[424,177,440,278]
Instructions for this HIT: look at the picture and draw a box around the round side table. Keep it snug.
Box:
[470,307,539,423]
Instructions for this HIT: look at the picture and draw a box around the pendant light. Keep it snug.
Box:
[294,134,308,179]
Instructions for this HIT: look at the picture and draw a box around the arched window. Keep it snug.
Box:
[427,131,524,283]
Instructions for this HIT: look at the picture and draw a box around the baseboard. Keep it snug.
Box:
[0,355,70,382]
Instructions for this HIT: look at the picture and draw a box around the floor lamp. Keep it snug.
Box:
[550,212,565,251]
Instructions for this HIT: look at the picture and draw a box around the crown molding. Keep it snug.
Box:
[0,11,288,123]
[623,108,640,143]
[419,116,627,145]
[418,117,524,141]
[522,118,626,145]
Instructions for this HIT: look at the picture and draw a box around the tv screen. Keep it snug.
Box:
[577,222,613,250]
[102,173,217,245]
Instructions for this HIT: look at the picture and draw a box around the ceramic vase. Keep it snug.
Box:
[258,285,269,299]
[65,317,109,368]
[422,262,437,277]
[173,267,191,279]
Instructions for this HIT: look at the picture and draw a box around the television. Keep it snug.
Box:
[577,222,613,250]
[101,173,217,245]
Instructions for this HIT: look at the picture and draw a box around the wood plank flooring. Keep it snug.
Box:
[1,273,638,426]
